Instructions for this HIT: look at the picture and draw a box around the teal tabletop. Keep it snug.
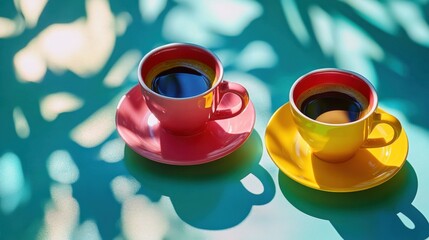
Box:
[1,0,429,239]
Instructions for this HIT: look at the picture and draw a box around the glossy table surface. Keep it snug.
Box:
[1,0,429,239]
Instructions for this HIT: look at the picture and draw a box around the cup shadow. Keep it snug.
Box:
[123,131,276,230]
[278,161,429,239]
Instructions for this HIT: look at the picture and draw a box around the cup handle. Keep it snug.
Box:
[211,81,250,120]
[361,111,402,148]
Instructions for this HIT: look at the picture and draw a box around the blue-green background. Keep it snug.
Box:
[1,0,429,239]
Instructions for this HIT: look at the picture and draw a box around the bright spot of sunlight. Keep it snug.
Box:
[121,195,168,240]
[0,18,15,37]
[281,0,310,45]
[70,92,124,148]
[309,6,334,56]
[334,18,384,87]
[163,0,262,47]
[47,150,79,184]
[190,0,262,36]
[139,0,167,23]
[110,176,141,203]
[397,212,416,230]
[240,173,264,195]
[214,49,238,68]
[99,138,125,163]
[390,1,429,47]
[147,113,158,128]
[13,107,30,139]
[15,0,48,28]
[236,41,278,71]
[115,12,133,36]
[40,184,79,240]
[103,49,142,88]
[13,47,47,82]
[73,220,102,240]
[40,92,84,121]
[0,17,25,38]
[342,0,397,34]
[14,0,117,81]
[309,6,385,87]
[163,7,222,47]
[0,152,27,214]
[40,24,87,65]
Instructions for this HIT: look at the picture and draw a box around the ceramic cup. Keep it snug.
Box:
[138,43,249,135]
[289,68,402,162]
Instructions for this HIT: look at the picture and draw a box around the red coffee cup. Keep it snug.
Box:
[138,43,250,135]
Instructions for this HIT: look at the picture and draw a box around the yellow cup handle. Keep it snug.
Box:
[362,111,402,148]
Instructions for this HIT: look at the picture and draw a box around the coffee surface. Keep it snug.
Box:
[300,91,364,124]
[152,66,211,98]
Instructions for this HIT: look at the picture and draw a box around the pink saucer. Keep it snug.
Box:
[116,85,256,165]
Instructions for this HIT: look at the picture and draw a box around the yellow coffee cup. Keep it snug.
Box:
[289,69,402,162]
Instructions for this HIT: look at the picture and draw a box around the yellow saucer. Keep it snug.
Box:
[265,103,409,192]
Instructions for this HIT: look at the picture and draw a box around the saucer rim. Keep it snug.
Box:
[265,102,409,192]
[116,84,256,166]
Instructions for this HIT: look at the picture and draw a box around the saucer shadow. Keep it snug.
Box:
[123,131,276,230]
[279,161,429,239]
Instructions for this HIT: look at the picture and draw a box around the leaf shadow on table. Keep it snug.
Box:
[123,130,276,230]
[278,161,429,240]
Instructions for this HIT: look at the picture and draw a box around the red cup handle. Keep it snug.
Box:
[211,81,250,120]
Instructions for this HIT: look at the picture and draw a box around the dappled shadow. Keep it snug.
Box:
[123,131,275,230]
